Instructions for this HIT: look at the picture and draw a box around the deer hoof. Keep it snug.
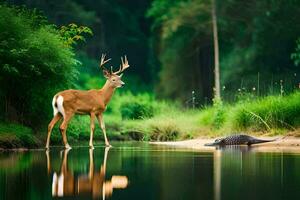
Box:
[89,145,94,149]
[65,144,72,149]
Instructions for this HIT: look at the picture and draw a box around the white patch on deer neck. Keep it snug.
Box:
[56,95,65,118]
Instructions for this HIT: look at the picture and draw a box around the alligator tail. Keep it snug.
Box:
[249,138,277,145]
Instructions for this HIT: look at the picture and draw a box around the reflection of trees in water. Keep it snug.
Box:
[46,147,128,199]
[0,152,33,173]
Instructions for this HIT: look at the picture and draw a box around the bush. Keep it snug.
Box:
[212,100,226,129]
[121,101,154,120]
[0,122,40,148]
[198,102,226,130]
[149,122,179,141]
[0,4,79,127]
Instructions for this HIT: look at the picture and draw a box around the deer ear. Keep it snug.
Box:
[103,69,111,79]
[119,73,123,78]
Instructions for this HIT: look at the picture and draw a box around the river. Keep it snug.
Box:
[0,142,300,200]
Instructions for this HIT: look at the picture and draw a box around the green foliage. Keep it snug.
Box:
[126,109,206,141]
[147,0,180,29]
[212,101,226,129]
[199,92,300,133]
[231,92,300,131]
[198,100,227,130]
[59,23,93,47]
[0,122,39,148]
[220,0,300,96]
[148,0,213,101]
[0,4,87,126]
[148,0,300,102]
[291,38,300,66]
[121,101,154,120]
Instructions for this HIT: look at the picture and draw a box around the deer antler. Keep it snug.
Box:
[113,55,130,75]
[99,54,111,72]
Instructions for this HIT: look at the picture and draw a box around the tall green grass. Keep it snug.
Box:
[199,92,300,135]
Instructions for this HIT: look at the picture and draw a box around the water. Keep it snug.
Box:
[1,143,300,200]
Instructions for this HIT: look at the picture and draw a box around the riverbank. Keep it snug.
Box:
[0,92,299,149]
[0,123,41,149]
[151,133,300,152]
[1,122,300,151]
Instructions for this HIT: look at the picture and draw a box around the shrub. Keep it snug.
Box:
[0,4,81,127]
[149,122,179,141]
[212,101,226,129]
[121,101,154,120]
[0,122,39,148]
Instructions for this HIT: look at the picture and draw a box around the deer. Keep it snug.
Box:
[45,54,130,149]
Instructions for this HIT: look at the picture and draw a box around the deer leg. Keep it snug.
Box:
[97,114,110,146]
[46,114,62,149]
[89,113,95,149]
[59,113,73,149]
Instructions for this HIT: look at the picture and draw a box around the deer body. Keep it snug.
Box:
[54,86,114,116]
[46,54,129,149]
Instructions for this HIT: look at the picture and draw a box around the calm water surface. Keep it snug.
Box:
[1,143,300,200]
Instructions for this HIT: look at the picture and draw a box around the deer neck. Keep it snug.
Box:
[100,80,116,105]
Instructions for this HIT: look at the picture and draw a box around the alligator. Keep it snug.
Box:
[204,134,277,146]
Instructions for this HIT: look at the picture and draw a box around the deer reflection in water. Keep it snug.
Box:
[46,147,128,199]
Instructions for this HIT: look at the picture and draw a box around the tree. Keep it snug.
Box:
[0,4,87,126]
[211,0,220,100]
[11,0,154,84]
[148,0,214,103]
[148,0,300,102]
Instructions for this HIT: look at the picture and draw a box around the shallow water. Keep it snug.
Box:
[1,143,300,200]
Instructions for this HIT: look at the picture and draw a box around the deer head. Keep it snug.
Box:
[99,54,130,88]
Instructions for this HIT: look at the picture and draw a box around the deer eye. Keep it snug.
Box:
[112,79,116,82]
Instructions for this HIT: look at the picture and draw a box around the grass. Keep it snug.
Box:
[198,92,300,136]
[116,91,300,140]
[1,91,300,148]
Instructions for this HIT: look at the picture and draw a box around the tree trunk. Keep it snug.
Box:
[212,0,221,100]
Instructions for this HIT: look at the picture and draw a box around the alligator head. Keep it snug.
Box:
[204,138,225,146]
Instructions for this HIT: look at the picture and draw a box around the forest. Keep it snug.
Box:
[1,0,300,148]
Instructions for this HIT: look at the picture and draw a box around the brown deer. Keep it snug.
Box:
[46,54,130,149]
